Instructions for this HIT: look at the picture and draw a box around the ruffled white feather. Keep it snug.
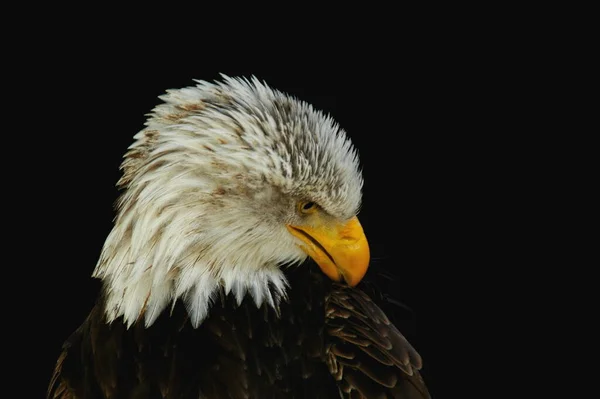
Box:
[93,75,363,328]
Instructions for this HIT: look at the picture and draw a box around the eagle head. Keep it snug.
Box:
[93,76,369,328]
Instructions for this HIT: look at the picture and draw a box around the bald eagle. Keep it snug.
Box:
[48,76,430,398]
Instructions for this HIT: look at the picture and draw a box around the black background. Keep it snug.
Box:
[14,17,527,398]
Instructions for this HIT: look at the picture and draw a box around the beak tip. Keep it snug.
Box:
[342,264,369,287]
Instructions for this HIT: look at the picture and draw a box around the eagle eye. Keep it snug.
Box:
[298,201,318,214]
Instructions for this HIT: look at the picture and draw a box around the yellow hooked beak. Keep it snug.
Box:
[286,216,370,286]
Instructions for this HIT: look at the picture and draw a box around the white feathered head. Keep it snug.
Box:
[93,76,369,328]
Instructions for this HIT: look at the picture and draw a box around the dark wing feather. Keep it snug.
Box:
[48,268,429,398]
[47,269,339,399]
[325,284,431,399]
[48,351,74,399]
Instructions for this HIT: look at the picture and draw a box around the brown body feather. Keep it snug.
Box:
[49,265,430,399]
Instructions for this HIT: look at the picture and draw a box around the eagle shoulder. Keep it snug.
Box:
[325,284,431,399]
